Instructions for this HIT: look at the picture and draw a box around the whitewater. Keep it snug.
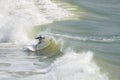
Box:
[0,0,109,80]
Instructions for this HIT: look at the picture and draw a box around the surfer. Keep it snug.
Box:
[35,35,45,44]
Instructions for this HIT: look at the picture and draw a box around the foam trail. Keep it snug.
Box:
[46,33,120,42]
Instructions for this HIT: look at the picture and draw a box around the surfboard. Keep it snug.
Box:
[27,38,50,51]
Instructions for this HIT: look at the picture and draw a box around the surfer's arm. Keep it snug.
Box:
[35,37,40,39]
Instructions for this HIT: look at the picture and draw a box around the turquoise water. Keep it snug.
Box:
[0,0,120,80]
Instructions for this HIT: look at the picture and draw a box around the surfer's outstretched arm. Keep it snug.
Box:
[35,37,40,39]
[35,35,45,39]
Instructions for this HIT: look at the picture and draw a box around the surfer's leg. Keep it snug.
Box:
[38,41,41,44]
[35,45,37,49]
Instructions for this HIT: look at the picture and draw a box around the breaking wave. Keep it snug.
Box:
[0,0,73,44]
[0,0,109,80]
[25,50,108,80]
[51,50,108,80]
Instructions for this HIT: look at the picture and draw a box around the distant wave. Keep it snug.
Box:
[46,33,120,42]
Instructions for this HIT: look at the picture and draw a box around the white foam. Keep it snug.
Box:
[12,50,108,80]
[0,0,73,44]
[27,50,108,80]
[51,50,108,80]
[47,33,120,42]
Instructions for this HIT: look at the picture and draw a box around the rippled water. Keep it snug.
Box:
[0,0,120,80]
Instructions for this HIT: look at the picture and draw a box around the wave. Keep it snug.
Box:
[19,49,108,80]
[0,0,73,44]
[52,50,108,80]
[32,50,108,80]
[0,1,109,80]
[46,33,120,42]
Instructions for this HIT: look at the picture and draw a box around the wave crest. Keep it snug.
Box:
[0,0,73,44]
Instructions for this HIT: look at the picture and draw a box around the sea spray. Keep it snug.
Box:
[18,50,108,80]
[0,0,110,80]
[51,50,108,80]
[0,0,73,44]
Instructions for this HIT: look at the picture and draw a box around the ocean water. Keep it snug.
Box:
[0,0,120,80]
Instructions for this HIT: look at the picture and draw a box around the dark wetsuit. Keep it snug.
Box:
[35,36,45,44]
